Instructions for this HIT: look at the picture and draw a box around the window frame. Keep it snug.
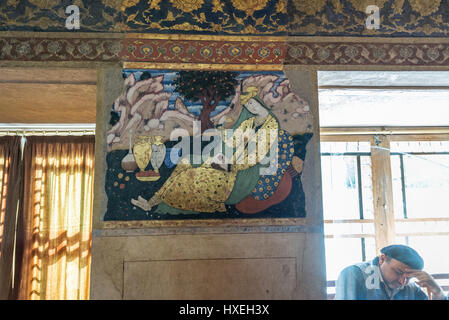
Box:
[321,128,449,298]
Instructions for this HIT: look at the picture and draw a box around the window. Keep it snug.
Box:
[321,141,375,283]
[319,71,449,299]
[321,135,449,299]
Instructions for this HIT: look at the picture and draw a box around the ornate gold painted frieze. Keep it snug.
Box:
[0,0,123,32]
[1,1,449,37]
[121,33,286,69]
[288,0,449,37]
[121,0,287,34]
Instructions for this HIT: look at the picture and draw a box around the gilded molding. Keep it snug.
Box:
[286,41,449,66]
[123,62,283,71]
[102,217,307,229]
[124,33,287,42]
[92,224,320,235]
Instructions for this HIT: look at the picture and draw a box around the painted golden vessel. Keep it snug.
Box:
[133,135,154,181]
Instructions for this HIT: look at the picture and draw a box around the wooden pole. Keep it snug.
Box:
[370,134,396,254]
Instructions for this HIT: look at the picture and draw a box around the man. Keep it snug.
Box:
[335,244,448,300]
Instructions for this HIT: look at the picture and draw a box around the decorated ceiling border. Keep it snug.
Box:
[121,0,287,35]
[0,0,123,32]
[2,32,449,67]
[0,32,123,62]
[286,37,449,66]
[121,33,286,70]
[288,0,449,38]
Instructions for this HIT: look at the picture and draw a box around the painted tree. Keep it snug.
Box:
[173,71,238,132]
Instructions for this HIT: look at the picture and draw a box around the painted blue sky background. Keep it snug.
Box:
[122,69,285,117]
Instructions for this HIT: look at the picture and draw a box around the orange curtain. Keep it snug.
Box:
[17,136,95,300]
[0,136,23,299]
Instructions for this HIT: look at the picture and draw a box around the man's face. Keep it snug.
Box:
[379,254,411,290]
[240,91,253,105]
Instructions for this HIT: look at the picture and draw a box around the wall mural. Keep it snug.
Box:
[104,69,313,221]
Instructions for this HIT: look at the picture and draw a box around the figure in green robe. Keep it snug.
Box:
[131,86,280,214]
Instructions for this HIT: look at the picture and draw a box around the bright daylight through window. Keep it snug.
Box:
[318,71,449,299]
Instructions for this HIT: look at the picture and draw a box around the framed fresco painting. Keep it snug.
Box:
[103,68,314,224]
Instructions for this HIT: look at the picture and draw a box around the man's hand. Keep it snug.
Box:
[405,269,446,300]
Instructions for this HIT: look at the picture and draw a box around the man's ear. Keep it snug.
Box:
[379,254,386,265]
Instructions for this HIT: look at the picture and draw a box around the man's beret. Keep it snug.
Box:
[381,245,424,270]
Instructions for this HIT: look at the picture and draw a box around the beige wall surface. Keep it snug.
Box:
[90,67,326,300]
[90,232,325,300]
[0,68,96,124]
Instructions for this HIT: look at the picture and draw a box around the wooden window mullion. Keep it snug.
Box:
[370,135,396,253]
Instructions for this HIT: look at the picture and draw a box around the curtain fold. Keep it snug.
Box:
[17,136,95,300]
[0,136,23,300]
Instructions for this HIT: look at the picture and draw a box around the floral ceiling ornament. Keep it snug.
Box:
[292,0,326,16]
[230,0,270,16]
[408,0,441,16]
[121,0,140,12]
[275,1,287,14]
[348,0,389,12]
[170,0,205,12]
[6,0,19,6]
[102,0,123,10]
[212,0,224,12]
[28,0,53,9]
[149,0,162,10]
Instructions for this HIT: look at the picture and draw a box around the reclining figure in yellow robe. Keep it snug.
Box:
[131,86,279,213]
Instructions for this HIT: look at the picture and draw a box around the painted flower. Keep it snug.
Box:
[79,42,93,56]
[288,46,302,58]
[230,0,269,16]
[46,40,62,54]
[426,47,440,61]
[170,0,204,12]
[372,47,387,60]
[200,46,213,57]
[107,41,122,55]
[292,0,326,15]
[170,44,183,55]
[149,0,161,10]
[409,0,441,16]
[344,46,359,58]
[275,1,287,14]
[16,42,31,56]
[317,47,330,60]
[258,47,270,58]
[229,46,242,57]
[140,45,153,56]
[399,46,413,59]
[212,0,224,13]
